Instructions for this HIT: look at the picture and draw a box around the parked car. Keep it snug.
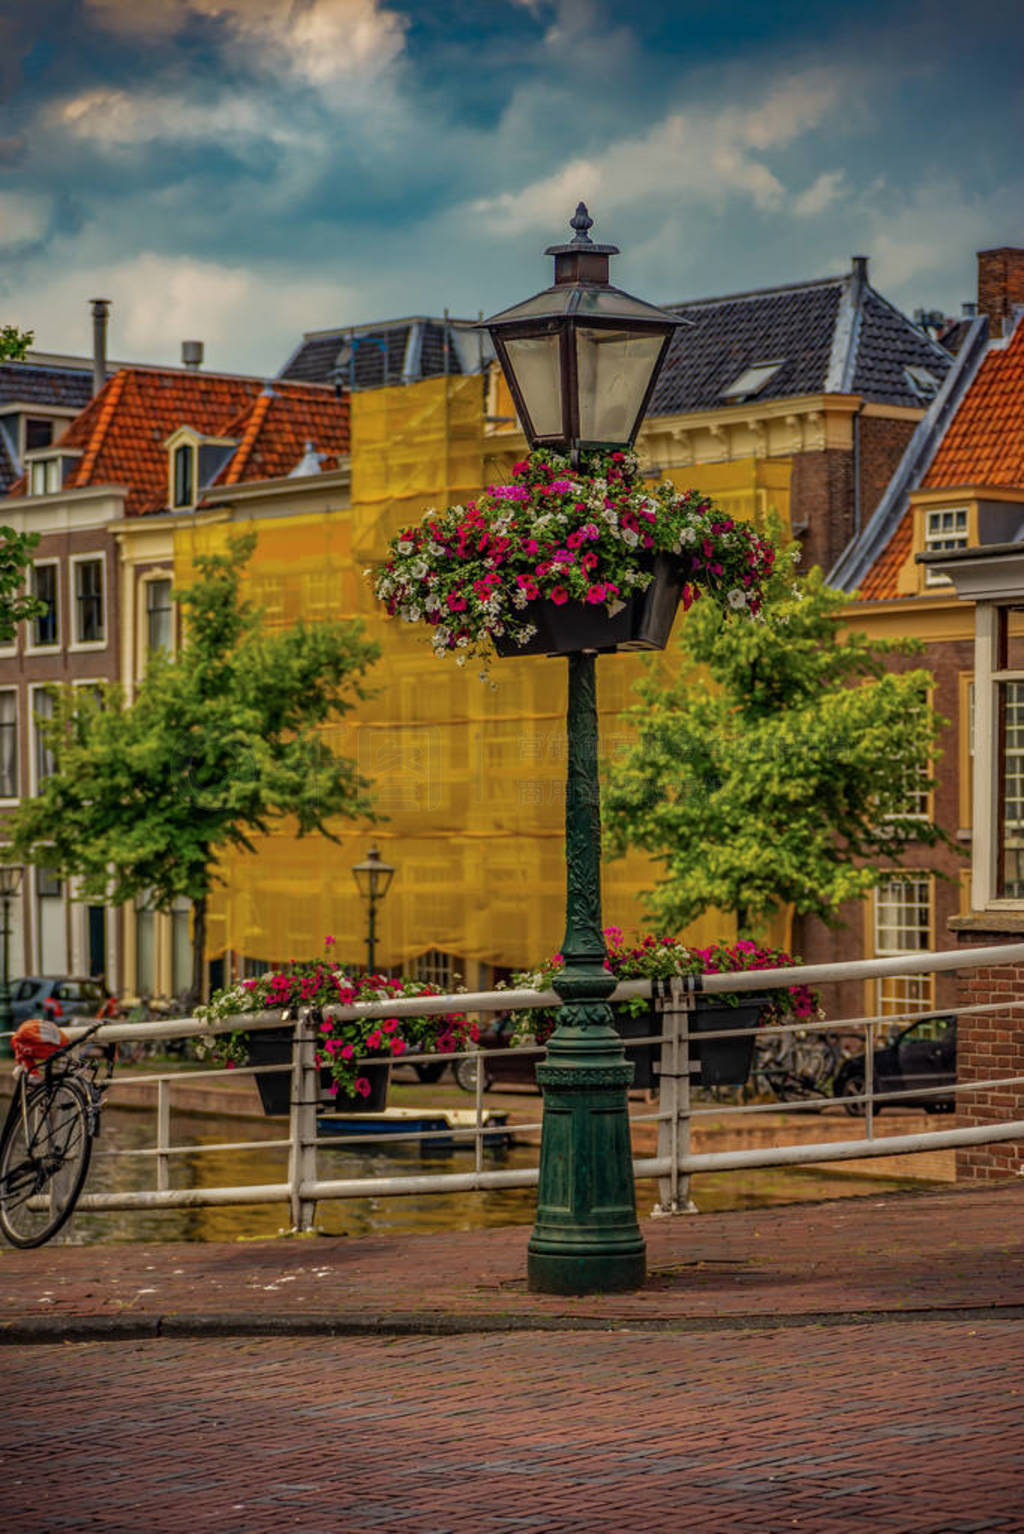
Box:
[455,1012,544,1092]
[833,1015,956,1116]
[8,976,111,1028]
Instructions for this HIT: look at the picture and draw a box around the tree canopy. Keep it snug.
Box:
[0,325,33,362]
[603,535,952,936]
[11,532,380,1000]
[0,526,44,644]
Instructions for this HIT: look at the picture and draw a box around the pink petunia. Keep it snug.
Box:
[551,586,569,605]
[355,1077,372,1098]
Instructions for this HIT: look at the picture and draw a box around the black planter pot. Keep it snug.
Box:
[492,553,683,658]
[247,1027,390,1116]
[614,993,771,1091]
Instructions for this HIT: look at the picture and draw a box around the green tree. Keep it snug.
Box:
[0,325,33,361]
[603,537,952,937]
[0,526,44,643]
[11,532,380,1002]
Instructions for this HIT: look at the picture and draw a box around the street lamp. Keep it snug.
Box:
[482,204,685,1294]
[351,846,395,975]
[0,863,23,1054]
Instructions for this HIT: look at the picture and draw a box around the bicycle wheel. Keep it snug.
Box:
[0,1077,92,1248]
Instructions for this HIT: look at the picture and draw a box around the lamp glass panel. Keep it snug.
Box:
[575,328,665,444]
[501,334,563,439]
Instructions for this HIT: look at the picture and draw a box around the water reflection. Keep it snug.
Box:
[63,1107,930,1246]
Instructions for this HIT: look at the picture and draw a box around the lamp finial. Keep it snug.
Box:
[570,202,594,245]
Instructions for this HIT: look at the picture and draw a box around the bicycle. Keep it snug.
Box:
[751,1027,850,1103]
[0,1017,115,1248]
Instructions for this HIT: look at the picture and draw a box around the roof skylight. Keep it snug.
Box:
[720,360,785,401]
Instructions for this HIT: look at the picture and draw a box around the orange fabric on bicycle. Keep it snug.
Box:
[12,1019,68,1069]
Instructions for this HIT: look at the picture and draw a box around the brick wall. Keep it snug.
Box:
[858,415,917,526]
[951,933,1024,1180]
[790,448,854,574]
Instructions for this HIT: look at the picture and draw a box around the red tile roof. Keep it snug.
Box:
[856,507,913,600]
[6,368,348,516]
[923,319,1024,489]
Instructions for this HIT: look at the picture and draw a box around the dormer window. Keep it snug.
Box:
[173,443,195,508]
[29,458,62,496]
[720,360,785,402]
[905,366,940,402]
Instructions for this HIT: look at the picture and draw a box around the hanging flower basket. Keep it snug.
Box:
[492,553,683,657]
[246,1026,391,1116]
[195,947,478,1116]
[511,933,821,1092]
[372,449,775,671]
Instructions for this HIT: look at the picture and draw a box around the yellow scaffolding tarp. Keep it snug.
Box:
[181,377,789,975]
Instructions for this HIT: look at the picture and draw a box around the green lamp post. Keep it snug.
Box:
[482,205,685,1294]
[0,863,22,1057]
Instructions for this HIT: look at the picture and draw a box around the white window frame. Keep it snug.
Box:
[924,506,969,587]
[69,552,107,651]
[0,687,18,803]
[141,572,175,663]
[971,604,1024,910]
[28,683,57,796]
[873,874,933,1017]
[26,559,60,653]
[172,442,196,510]
[27,456,62,497]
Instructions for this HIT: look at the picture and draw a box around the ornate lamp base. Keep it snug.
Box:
[527,1009,646,1295]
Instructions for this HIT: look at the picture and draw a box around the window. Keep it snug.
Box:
[36,866,66,974]
[173,444,195,509]
[28,458,61,496]
[32,688,55,787]
[904,365,941,402]
[720,360,785,401]
[924,507,968,586]
[74,557,104,644]
[25,418,54,451]
[874,875,933,1016]
[31,563,58,646]
[413,948,456,990]
[0,690,16,798]
[998,680,1024,898]
[146,578,173,654]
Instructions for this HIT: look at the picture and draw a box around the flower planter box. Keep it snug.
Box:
[247,1027,390,1117]
[492,554,683,658]
[615,993,772,1091]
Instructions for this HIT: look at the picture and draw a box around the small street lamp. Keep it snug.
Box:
[351,846,395,975]
[0,863,23,1052]
[482,204,684,1294]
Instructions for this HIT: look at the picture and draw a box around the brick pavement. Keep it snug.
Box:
[2,1183,1024,1531]
[3,1322,1022,1531]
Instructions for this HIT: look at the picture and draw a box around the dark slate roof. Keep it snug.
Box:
[0,360,94,411]
[650,279,843,414]
[647,269,954,417]
[278,317,478,389]
[850,289,952,404]
[0,358,96,494]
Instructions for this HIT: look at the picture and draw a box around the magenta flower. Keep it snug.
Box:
[551,586,569,606]
[355,1077,372,1098]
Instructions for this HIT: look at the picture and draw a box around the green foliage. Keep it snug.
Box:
[11,533,380,994]
[0,526,44,643]
[0,325,33,362]
[603,529,954,933]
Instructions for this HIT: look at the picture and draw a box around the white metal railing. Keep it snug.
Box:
[2,942,1023,1232]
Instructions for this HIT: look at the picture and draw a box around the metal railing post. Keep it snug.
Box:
[652,976,697,1216]
[156,1078,170,1192]
[865,1018,875,1140]
[288,1008,319,1233]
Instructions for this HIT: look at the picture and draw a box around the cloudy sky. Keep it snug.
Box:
[1,0,1022,377]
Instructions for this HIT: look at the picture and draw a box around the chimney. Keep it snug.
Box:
[851,255,869,284]
[182,340,204,371]
[90,298,110,396]
[977,248,1024,337]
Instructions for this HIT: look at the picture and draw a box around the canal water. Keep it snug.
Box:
[59,1104,932,1247]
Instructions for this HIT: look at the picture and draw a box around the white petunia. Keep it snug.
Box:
[727,589,747,609]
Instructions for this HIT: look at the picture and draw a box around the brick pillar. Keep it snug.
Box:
[977,248,1024,338]
[952,930,1024,1180]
